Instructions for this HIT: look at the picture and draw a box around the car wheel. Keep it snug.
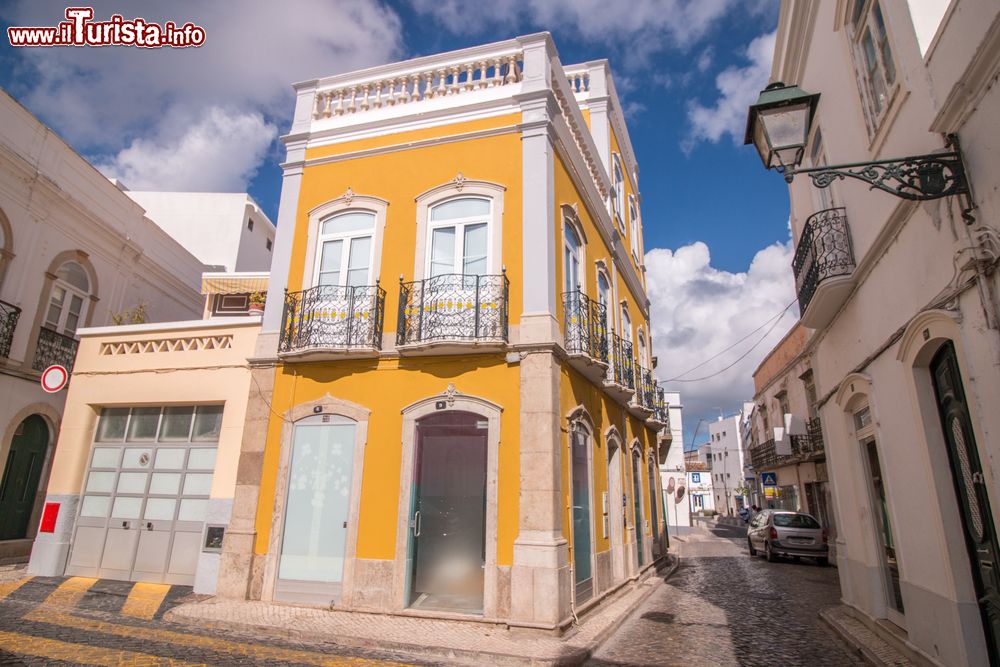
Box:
[816,556,829,567]
[748,538,757,557]
[765,541,777,563]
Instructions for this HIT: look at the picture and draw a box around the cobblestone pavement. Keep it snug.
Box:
[0,575,432,666]
[589,522,865,667]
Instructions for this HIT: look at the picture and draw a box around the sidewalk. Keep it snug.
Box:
[166,555,679,666]
[820,606,924,667]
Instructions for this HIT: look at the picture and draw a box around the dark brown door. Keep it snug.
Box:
[0,415,48,541]
[931,342,1000,663]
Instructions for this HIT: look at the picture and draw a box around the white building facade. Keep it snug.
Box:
[707,415,746,515]
[124,191,275,272]
[659,391,691,533]
[0,89,206,562]
[769,1,1000,664]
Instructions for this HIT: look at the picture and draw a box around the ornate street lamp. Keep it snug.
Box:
[745,82,975,222]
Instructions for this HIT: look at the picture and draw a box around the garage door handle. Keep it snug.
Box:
[146,522,153,531]
[121,520,130,529]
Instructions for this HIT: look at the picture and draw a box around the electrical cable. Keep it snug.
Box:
[663,297,797,382]
[666,299,795,383]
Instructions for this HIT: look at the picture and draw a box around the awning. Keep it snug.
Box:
[201,273,269,295]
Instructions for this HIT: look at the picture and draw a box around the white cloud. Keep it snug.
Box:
[645,238,797,446]
[6,0,403,190]
[410,0,734,54]
[684,30,775,152]
[95,108,277,191]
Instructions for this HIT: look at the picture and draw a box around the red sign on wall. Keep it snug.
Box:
[39,502,59,533]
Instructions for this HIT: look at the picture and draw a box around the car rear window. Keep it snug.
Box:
[773,514,820,529]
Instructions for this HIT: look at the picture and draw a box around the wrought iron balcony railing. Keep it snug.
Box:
[652,387,670,428]
[606,333,635,390]
[562,290,607,362]
[634,366,655,410]
[749,418,825,471]
[397,272,509,346]
[0,300,21,359]
[792,207,855,314]
[279,283,386,354]
[32,326,78,372]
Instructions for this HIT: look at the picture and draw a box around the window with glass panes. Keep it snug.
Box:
[847,0,898,134]
[612,155,625,229]
[315,211,376,288]
[427,197,490,277]
[45,261,90,335]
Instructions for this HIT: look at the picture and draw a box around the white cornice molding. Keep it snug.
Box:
[930,10,1000,132]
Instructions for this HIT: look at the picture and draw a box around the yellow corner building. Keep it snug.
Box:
[31,33,674,633]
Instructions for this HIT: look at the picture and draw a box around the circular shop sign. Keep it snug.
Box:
[41,364,68,393]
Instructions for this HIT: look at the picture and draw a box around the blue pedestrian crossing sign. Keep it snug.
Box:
[761,471,777,486]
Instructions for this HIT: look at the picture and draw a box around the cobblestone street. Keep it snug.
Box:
[590,520,863,667]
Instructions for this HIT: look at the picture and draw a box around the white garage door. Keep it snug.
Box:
[66,405,222,585]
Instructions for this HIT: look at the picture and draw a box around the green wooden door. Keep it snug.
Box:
[931,342,1000,663]
[0,415,49,541]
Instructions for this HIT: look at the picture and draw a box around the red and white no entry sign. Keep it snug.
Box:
[40,364,68,393]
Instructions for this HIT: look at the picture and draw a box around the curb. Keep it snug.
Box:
[165,555,682,667]
[818,606,917,667]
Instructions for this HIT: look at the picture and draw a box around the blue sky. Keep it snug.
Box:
[0,1,797,447]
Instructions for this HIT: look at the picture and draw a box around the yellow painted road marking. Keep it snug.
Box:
[0,576,31,600]
[0,629,207,666]
[44,576,97,608]
[121,581,171,619]
[26,608,414,666]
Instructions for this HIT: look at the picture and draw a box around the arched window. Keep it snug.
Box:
[597,269,613,343]
[315,210,376,287]
[427,197,491,277]
[563,220,583,294]
[612,154,625,228]
[45,261,90,335]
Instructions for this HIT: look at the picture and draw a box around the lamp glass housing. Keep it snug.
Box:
[744,82,820,172]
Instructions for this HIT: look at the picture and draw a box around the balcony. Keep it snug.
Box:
[279,284,386,360]
[748,418,825,471]
[628,365,655,418]
[648,387,671,430]
[32,326,78,372]
[603,333,635,401]
[562,291,608,381]
[397,273,508,353]
[0,300,21,359]
[793,207,856,329]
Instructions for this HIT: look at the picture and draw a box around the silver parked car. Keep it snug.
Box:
[747,510,829,565]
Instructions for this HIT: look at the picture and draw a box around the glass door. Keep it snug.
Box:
[408,411,487,614]
[276,416,357,604]
[863,437,905,622]
[570,424,593,602]
[632,451,645,567]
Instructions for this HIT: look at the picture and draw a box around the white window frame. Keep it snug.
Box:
[563,217,585,294]
[628,194,640,261]
[612,154,625,231]
[413,179,505,280]
[637,329,647,369]
[808,125,836,213]
[313,210,378,288]
[596,266,613,331]
[846,0,899,136]
[621,306,633,346]
[424,196,493,278]
[45,262,90,335]
[302,192,388,292]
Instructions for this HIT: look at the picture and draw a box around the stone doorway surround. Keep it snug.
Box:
[391,385,503,619]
